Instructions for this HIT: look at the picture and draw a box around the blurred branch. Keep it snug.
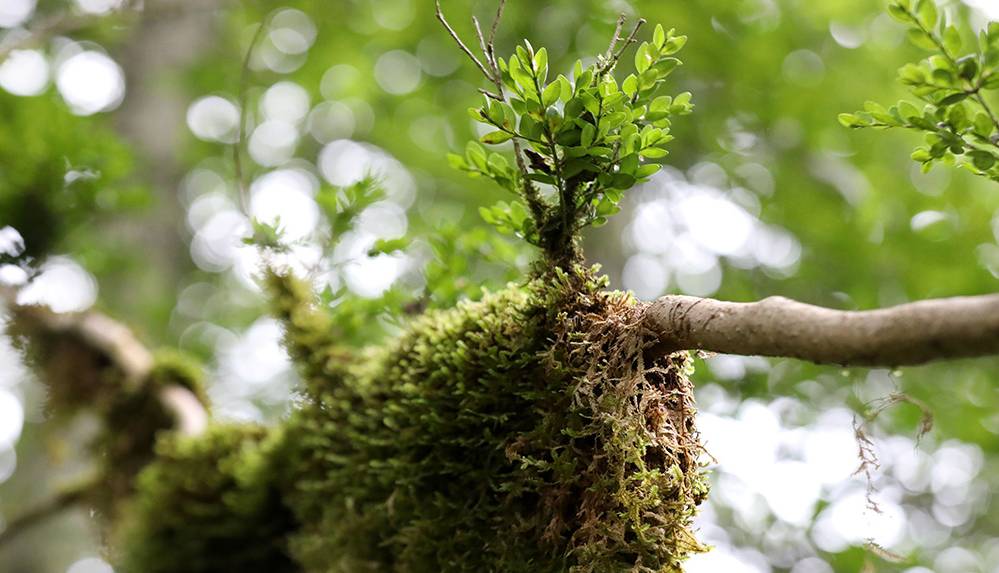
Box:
[644,293,999,366]
[0,287,208,435]
[233,18,269,215]
[0,478,95,549]
[0,1,139,62]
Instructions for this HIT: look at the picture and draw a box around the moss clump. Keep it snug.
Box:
[112,269,706,572]
[98,350,210,513]
[148,348,210,405]
[271,269,707,572]
[115,424,298,573]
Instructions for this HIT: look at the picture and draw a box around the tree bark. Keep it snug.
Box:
[644,293,999,366]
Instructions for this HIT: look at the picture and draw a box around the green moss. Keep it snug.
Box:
[149,348,210,406]
[116,424,298,573]
[271,268,707,572]
[116,269,707,572]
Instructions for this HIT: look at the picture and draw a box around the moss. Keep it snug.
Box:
[114,268,706,572]
[115,424,298,573]
[97,350,212,513]
[270,267,707,572]
[148,348,210,406]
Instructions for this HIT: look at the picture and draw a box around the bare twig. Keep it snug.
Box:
[598,16,644,76]
[472,16,489,66]
[604,14,627,61]
[478,88,504,101]
[434,0,494,81]
[852,389,933,525]
[644,292,999,366]
[0,479,94,549]
[611,19,646,62]
[486,0,506,65]
[233,19,269,215]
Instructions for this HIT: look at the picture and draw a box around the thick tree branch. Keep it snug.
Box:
[644,293,999,366]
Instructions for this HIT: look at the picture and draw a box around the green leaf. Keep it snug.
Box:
[542,81,560,107]
[635,164,662,178]
[640,147,669,158]
[663,35,687,55]
[534,47,548,76]
[557,75,573,102]
[887,3,915,24]
[938,91,970,106]
[581,123,595,147]
[619,153,639,175]
[478,205,496,224]
[635,43,652,74]
[468,107,487,122]
[488,152,509,173]
[970,150,996,170]
[957,55,978,80]
[367,237,409,256]
[942,25,961,53]
[447,153,467,170]
[580,91,600,117]
[838,113,869,128]
[622,74,638,97]
[466,141,488,169]
[481,130,515,145]
[653,24,666,50]
[907,29,938,51]
[974,112,994,137]
[916,0,937,29]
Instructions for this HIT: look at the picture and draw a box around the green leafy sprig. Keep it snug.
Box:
[443,13,692,266]
[840,0,999,180]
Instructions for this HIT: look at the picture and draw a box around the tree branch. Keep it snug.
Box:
[0,478,95,549]
[1,287,208,435]
[644,293,999,366]
[434,0,494,81]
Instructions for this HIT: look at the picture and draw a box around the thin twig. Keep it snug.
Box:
[604,13,627,61]
[0,481,92,549]
[478,88,504,101]
[233,19,269,215]
[486,0,506,65]
[612,18,646,62]
[472,16,489,66]
[435,0,546,223]
[434,0,494,81]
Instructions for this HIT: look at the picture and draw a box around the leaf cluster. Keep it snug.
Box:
[448,24,692,265]
[840,0,999,181]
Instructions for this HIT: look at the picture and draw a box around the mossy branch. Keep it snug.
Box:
[2,287,209,433]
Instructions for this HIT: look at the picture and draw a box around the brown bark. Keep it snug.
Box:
[644,293,999,366]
